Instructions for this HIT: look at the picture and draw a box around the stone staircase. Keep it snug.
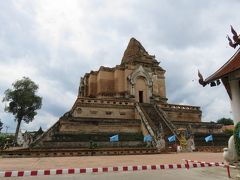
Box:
[152,103,179,140]
[136,103,179,146]
[136,103,157,145]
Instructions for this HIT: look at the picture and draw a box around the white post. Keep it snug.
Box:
[229,79,240,124]
[223,75,240,163]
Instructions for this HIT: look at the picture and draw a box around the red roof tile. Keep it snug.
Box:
[205,48,240,83]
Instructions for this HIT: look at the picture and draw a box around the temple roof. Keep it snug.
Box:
[121,38,158,65]
[205,48,240,83]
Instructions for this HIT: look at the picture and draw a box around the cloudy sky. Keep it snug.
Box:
[0,0,239,133]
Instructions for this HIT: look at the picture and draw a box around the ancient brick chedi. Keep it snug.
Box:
[79,38,167,103]
[31,38,222,149]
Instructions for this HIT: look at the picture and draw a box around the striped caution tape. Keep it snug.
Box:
[183,159,225,167]
[0,164,186,177]
[184,159,224,166]
[183,159,232,178]
[0,161,224,178]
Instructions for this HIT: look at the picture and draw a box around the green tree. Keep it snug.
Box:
[2,77,42,144]
[0,134,14,149]
[217,118,234,125]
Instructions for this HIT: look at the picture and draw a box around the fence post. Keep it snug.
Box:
[185,160,189,170]
[226,165,231,178]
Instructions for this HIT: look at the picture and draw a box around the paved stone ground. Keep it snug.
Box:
[0,152,224,171]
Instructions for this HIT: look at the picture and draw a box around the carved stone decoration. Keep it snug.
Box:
[128,65,153,102]
[198,70,207,87]
[129,66,152,86]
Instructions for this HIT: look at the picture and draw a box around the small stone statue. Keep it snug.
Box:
[156,135,165,151]
[179,133,187,151]
[187,135,195,152]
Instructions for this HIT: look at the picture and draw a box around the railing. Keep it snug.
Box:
[139,106,158,132]
[75,97,135,106]
[153,104,180,141]
[159,104,200,111]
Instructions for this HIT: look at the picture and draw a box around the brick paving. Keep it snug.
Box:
[0,152,224,171]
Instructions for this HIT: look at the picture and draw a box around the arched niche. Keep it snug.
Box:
[128,66,152,103]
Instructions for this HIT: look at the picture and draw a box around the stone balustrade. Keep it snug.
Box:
[76,97,135,106]
[159,103,200,111]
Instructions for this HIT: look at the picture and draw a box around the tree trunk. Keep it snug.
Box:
[14,120,21,146]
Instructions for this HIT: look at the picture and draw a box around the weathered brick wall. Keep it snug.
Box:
[159,104,201,122]
[59,119,142,134]
[114,69,125,93]
[152,71,166,99]
[166,111,201,122]
[97,70,115,94]
[73,106,135,119]
[88,73,97,96]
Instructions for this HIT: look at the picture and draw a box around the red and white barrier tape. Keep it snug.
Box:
[184,159,232,178]
[0,162,218,178]
[183,159,225,167]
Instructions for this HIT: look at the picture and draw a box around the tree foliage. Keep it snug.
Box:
[2,77,42,144]
[234,122,240,156]
[216,118,234,125]
[0,134,14,149]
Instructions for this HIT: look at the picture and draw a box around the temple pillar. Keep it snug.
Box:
[223,71,240,163]
[229,78,240,124]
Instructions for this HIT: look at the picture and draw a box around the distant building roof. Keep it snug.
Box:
[205,48,240,83]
